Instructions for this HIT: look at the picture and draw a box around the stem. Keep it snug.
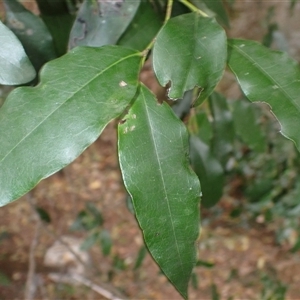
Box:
[178,0,209,17]
[164,0,174,24]
[25,211,41,300]
[141,0,175,64]
[141,37,156,65]
[187,87,203,134]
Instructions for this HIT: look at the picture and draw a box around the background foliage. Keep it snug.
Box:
[1,0,300,299]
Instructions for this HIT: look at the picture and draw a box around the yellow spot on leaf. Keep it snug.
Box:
[119,81,127,87]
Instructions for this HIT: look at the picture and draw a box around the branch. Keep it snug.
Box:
[25,198,41,300]
[48,273,125,300]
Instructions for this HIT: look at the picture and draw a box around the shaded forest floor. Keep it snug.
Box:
[2,1,300,299]
[1,124,300,299]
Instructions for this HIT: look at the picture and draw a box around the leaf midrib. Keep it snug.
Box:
[0,51,140,166]
[141,87,184,272]
[229,41,300,114]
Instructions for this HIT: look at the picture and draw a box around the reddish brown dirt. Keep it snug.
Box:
[2,1,300,299]
[1,124,300,299]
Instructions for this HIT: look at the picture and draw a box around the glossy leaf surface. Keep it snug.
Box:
[4,0,56,71]
[209,92,235,167]
[193,111,213,144]
[42,14,75,57]
[172,90,194,119]
[228,39,300,151]
[118,84,200,299]
[118,0,162,51]
[0,20,35,85]
[153,12,227,103]
[69,0,140,49]
[0,46,142,206]
[36,0,74,56]
[193,0,230,27]
[35,0,70,15]
[231,98,266,153]
[190,135,224,207]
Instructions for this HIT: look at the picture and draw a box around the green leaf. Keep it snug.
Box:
[171,1,190,17]
[99,230,112,256]
[81,232,98,251]
[134,245,147,270]
[189,110,213,144]
[4,0,57,72]
[0,46,142,207]
[71,203,103,231]
[172,90,194,119]
[209,92,235,167]
[118,0,162,51]
[0,231,9,243]
[113,255,126,270]
[290,0,299,11]
[42,14,75,57]
[0,272,11,286]
[231,98,266,153]
[153,12,227,104]
[227,39,300,152]
[36,0,74,56]
[126,194,135,215]
[195,259,214,268]
[0,20,36,85]
[192,0,230,27]
[35,206,51,223]
[190,135,224,207]
[85,202,103,225]
[35,0,70,15]
[69,0,140,49]
[70,211,92,231]
[191,272,198,289]
[211,283,220,300]
[0,86,13,108]
[118,84,200,299]
[245,178,273,202]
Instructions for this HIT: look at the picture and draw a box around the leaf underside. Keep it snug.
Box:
[228,39,300,151]
[117,0,162,51]
[0,45,142,206]
[190,135,224,208]
[69,0,140,49]
[4,0,57,72]
[118,84,200,299]
[0,20,36,85]
[209,92,235,167]
[153,12,227,104]
[198,0,230,27]
[35,0,75,56]
[231,98,266,153]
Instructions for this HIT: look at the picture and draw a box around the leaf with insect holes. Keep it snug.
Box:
[118,84,200,299]
[228,39,300,150]
[153,12,226,104]
[69,0,140,49]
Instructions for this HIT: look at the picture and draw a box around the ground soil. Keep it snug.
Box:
[2,1,300,299]
[2,125,300,300]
